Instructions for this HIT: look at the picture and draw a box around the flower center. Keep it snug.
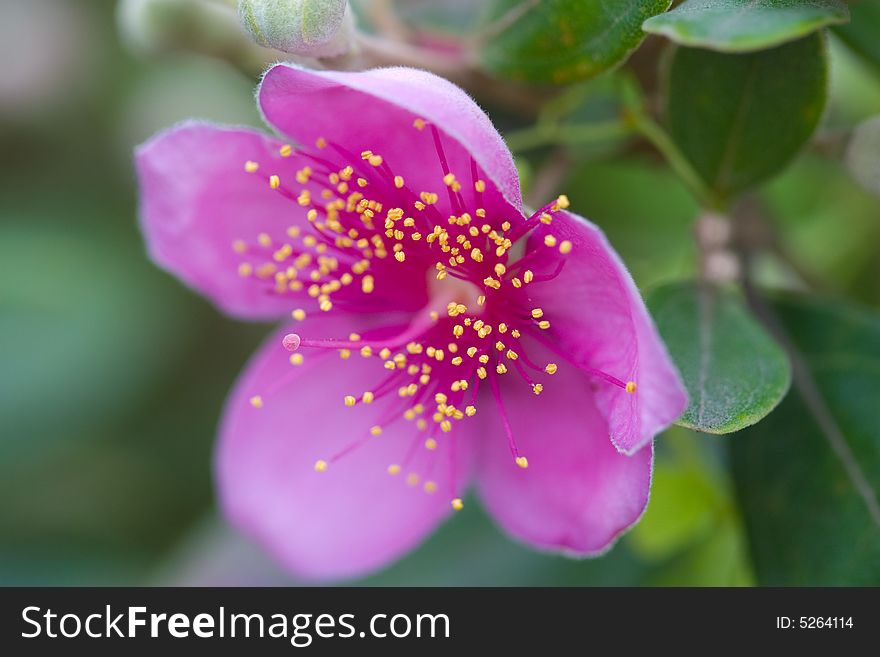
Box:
[233,119,636,511]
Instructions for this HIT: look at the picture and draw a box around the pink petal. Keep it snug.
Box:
[137,121,309,320]
[258,64,523,218]
[216,314,473,581]
[476,356,654,555]
[524,211,687,455]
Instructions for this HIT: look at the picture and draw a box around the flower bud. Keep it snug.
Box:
[238,0,353,57]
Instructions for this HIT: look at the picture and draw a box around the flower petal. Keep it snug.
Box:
[258,64,523,217]
[216,315,473,581]
[524,210,687,455]
[137,121,310,320]
[475,358,653,555]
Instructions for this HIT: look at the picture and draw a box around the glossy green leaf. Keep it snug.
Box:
[643,0,849,53]
[731,296,880,585]
[647,282,791,434]
[480,0,671,84]
[833,0,880,74]
[845,115,880,197]
[666,33,828,200]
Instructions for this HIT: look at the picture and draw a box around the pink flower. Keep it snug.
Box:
[136,64,687,581]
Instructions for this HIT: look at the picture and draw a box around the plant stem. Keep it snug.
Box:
[504,120,632,153]
[626,109,721,211]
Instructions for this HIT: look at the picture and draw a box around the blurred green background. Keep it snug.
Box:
[1,0,878,586]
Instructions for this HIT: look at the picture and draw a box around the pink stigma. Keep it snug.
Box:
[282,333,302,352]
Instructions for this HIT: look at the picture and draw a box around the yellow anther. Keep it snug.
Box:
[451,498,464,511]
[555,194,570,209]
[496,363,508,375]
[413,118,427,130]
[344,395,357,407]
[319,299,333,312]
[626,381,638,394]
[559,240,573,254]
[465,405,476,417]
[316,137,328,149]
[531,308,544,319]
[495,341,505,351]
[494,263,506,277]
[249,395,263,408]
[532,383,544,395]
[394,175,405,189]
[361,275,375,294]
[478,354,489,364]
[279,144,292,157]
[289,353,304,366]
[238,263,252,277]
[269,175,281,190]
[360,345,373,358]
[406,473,420,486]
[466,347,478,358]
[451,356,463,366]
[339,349,351,360]
[394,251,406,263]
[545,363,558,375]
[440,420,452,433]
[516,456,529,469]
[544,235,557,248]
[523,270,534,284]
[506,349,518,361]
[314,459,328,472]
[424,481,438,494]
[370,425,382,436]
[258,233,272,247]
[244,160,259,173]
[425,438,437,450]
[477,295,486,307]
[435,392,448,404]
[538,320,551,330]
[474,179,486,193]
[540,212,553,225]
[388,464,401,475]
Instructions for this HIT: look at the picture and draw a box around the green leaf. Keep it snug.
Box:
[731,296,880,585]
[845,115,880,197]
[666,33,828,200]
[643,0,849,53]
[479,0,671,85]
[833,0,880,74]
[647,282,791,434]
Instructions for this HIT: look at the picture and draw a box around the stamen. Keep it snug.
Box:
[488,369,526,468]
